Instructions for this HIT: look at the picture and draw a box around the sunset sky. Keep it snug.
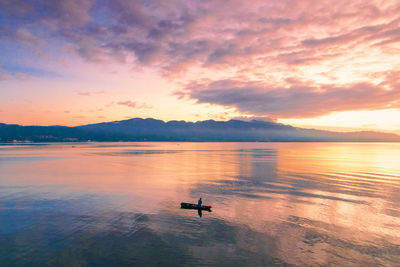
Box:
[1,0,400,133]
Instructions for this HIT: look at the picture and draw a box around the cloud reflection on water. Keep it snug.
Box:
[1,142,400,265]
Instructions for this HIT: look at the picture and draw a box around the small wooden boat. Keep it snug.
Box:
[181,202,212,211]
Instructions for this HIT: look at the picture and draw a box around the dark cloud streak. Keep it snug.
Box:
[183,79,400,118]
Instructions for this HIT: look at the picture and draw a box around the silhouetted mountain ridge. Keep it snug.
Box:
[0,118,399,142]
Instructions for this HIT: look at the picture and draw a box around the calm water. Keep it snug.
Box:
[1,142,400,266]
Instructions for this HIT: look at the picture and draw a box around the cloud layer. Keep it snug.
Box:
[180,77,400,118]
[1,0,399,118]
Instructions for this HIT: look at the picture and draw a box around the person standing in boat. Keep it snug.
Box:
[198,198,202,207]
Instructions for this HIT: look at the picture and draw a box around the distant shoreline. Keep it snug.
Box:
[2,118,400,142]
[1,141,399,144]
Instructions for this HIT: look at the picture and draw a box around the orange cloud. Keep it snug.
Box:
[1,0,400,126]
[180,77,400,118]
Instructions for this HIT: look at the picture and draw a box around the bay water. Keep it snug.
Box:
[1,142,400,266]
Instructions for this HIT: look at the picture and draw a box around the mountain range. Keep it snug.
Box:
[1,118,399,142]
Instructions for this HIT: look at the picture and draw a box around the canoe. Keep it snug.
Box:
[181,202,212,211]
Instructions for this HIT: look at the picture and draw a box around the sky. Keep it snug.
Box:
[0,0,400,133]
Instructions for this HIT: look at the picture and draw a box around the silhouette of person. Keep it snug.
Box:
[198,197,202,207]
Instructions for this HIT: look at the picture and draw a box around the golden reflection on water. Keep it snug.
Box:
[1,142,400,265]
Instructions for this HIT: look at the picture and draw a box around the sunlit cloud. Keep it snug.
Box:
[2,0,398,74]
[117,101,152,109]
[78,91,105,96]
[279,109,400,134]
[0,0,399,131]
[179,76,400,118]
[117,101,137,108]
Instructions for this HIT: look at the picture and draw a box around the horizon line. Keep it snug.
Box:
[2,117,400,136]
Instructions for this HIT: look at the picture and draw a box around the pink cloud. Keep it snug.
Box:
[0,68,27,82]
[15,73,29,81]
[2,0,400,120]
[117,101,152,109]
[78,91,105,96]
[0,0,33,16]
[180,77,400,118]
[3,0,399,73]
[117,101,137,108]
[15,28,45,46]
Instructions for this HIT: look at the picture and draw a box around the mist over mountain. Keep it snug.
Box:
[1,118,399,142]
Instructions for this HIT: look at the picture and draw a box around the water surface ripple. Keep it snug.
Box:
[1,142,400,266]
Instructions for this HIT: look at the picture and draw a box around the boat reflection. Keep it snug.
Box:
[180,202,212,218]
[1,142,400,265]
